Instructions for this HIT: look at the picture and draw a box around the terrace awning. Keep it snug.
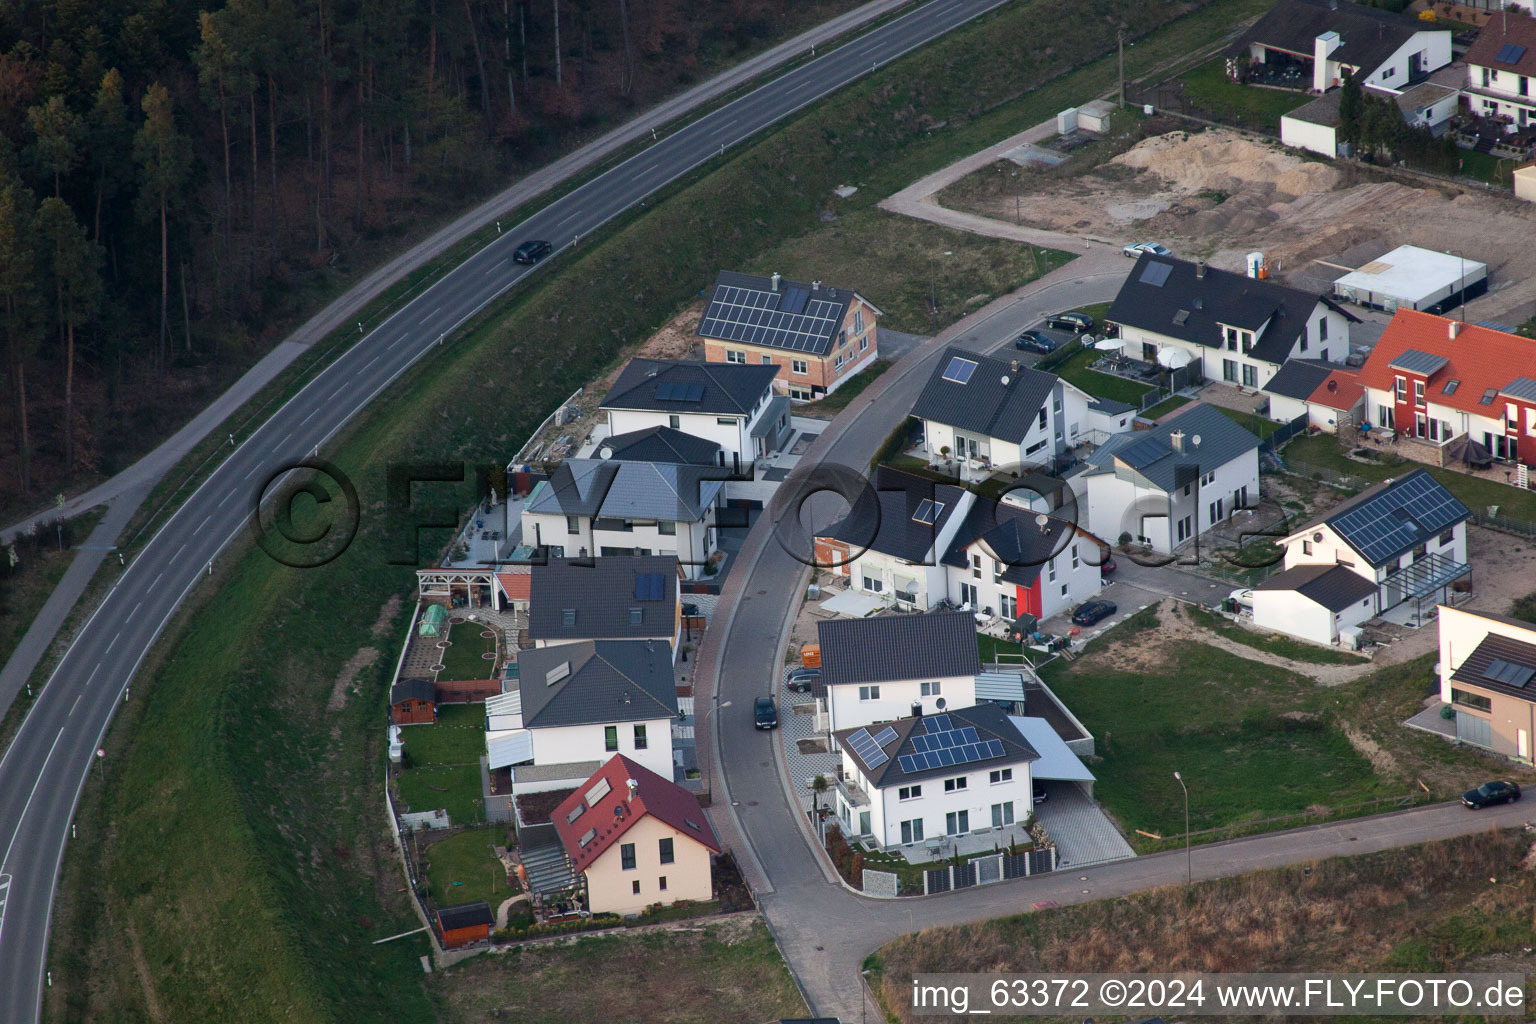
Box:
[1384,551,1470,600]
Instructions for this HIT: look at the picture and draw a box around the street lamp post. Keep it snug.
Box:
[1173,770,1190,884]
[861,968,873,1024]
[702,699,731,804]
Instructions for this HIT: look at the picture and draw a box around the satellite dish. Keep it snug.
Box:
[1001,375,1011,386]
[936,697,948,710]
[1035,513,1050,531]
[599,446,613,459]
[1191,434,1202,446]
[1313,532,1324,542]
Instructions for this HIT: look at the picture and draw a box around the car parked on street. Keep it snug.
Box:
[786,667,821,693]
[1462,780,1520,808]
[1014,330,1057,354]
[754,696,779,730]
[1070,600,1117,626]
[1123,241,1171,259]
[1046,311,1095,333]
[513,239,553,264]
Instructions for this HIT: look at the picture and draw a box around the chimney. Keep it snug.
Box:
[770,272,780,291]
[1171,429,1186,452]
[625,778,639,802]
[1449,320,1462,340]
[811,280,821,292]
[911,701,924,718]
[1010,359,1020,373]
[1195,260,1207,280]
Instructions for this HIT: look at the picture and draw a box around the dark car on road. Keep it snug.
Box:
[1046,311,1095,333]
[512,239,553,264]
[1070,600,1117,627]
[1462,780,1520,808]
[786,667,821,693]
[754,696,778,730]
[1015,330,1057,354]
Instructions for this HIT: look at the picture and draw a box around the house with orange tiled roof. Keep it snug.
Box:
[552,755,720,916]
[1356,310,1536,466]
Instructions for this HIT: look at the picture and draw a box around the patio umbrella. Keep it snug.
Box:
[1157,347,1192,369]
[1094,338,1122,351]
[1444,433,1493,469]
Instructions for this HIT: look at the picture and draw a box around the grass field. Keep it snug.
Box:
[1179,58,1311,130]
[423,827,517,907]
[1048,344,1154,405]
[401,703,487,765]
[1141,394,1190,419]
[871,829,1536,1024]
[434,919,805,1023]
[800,359,894,416]
[1283,432,1536,520]
[1037,633,1391,844]
[50,0,1303,1020]
[1214,404,1283,438]
[439,628,499,681]
[0,505,105,669]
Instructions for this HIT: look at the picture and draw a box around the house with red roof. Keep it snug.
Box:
[552,755,720,916]
[1357,310,1536,466]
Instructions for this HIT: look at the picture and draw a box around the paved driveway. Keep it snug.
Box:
[1034,783,1135,868]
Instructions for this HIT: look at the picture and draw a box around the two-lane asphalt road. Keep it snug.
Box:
[0,2,1013,1019]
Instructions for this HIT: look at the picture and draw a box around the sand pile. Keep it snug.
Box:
[1111,129,1340,199]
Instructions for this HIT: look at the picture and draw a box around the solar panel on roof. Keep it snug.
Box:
[697,282,844,352]
[1118,435,1171,470]
[871,725,899,747]
[782,286,809,314]
[924,714,953,734]
[1484,658,1535,688]
[845,727,889,769]
[912,499,944,525]
[636,572,666,601]
[1329,473,1468,565]
[1496,43,1528,64]
[1140,261,1172,287]
[941,357,976,385]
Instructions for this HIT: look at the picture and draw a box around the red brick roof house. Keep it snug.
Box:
[1356,309,1536,466]
[552,755,720,916]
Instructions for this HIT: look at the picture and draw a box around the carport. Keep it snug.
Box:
[1008,714,1096,798]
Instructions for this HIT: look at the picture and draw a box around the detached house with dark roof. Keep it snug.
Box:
[1230,0,1451,95]
[526,556,681,655]
[1438,606,1536,761]
[1464,13,1536,128]
[832,703,1039,848]
[598,358,789,463]
[1357,310,1536,467]
[817,611,982,732]
[1254,467,1470,642]
[521,459,725,578]
[1081,403,1261,554]
[941,493,1107,623]
[1106,254,1356,392]
[494,639,679,794]
[912,347,1092,473]
[697,270,881,401]
[553,755,720,916]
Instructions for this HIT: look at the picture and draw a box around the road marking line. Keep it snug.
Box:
[0,873,9,940]
[418,307,441,326]
[272,432,292,454]
[153,572,163,587]
[363,356,380,370]
[244,466,260,482]
[197,516,210,532]
[298,408,319,426]
[69,694,82,716]
[171,544,186,562]
[483,264,499,276]
[106,632,119,654]
[217,491,232,508]
[84,664,100,687]
[125,602,140,624]
[1,729,65,872]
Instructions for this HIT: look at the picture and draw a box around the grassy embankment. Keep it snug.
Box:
[871,829,1536,1024]
[48,0,1305,1020]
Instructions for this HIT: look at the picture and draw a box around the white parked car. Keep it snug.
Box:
[1123,241,1172,258]
[1229,588,1254,610]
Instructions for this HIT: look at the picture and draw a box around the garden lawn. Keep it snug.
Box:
[1283,433,1536,520]
[1048,345,1153,405]
[396,765,486,827]
[434,921,806,1024]
[1179,58,1311,130]
[439,627,498,681]
[1141,394,1190,419]
[400,703,487,765]
[1037,636,1390,845]
[424,827,516,907]
[1214,405,1282,438]
[799,359,893,416]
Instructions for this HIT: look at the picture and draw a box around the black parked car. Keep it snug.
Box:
[513,239,553,264]
[1462,780,1521,808]
[1070,600,1117,626]
[754,696,779,730]
[786,667,821,693]
[1047,311,1095,333]
[1015,330,1057,354]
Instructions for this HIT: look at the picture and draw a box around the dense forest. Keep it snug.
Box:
[0,0,856,509]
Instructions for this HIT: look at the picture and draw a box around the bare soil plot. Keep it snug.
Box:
[939,128,1536,324]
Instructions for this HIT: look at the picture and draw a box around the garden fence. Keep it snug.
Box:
[922,845,1057,895]
[1275,458,1370,492]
